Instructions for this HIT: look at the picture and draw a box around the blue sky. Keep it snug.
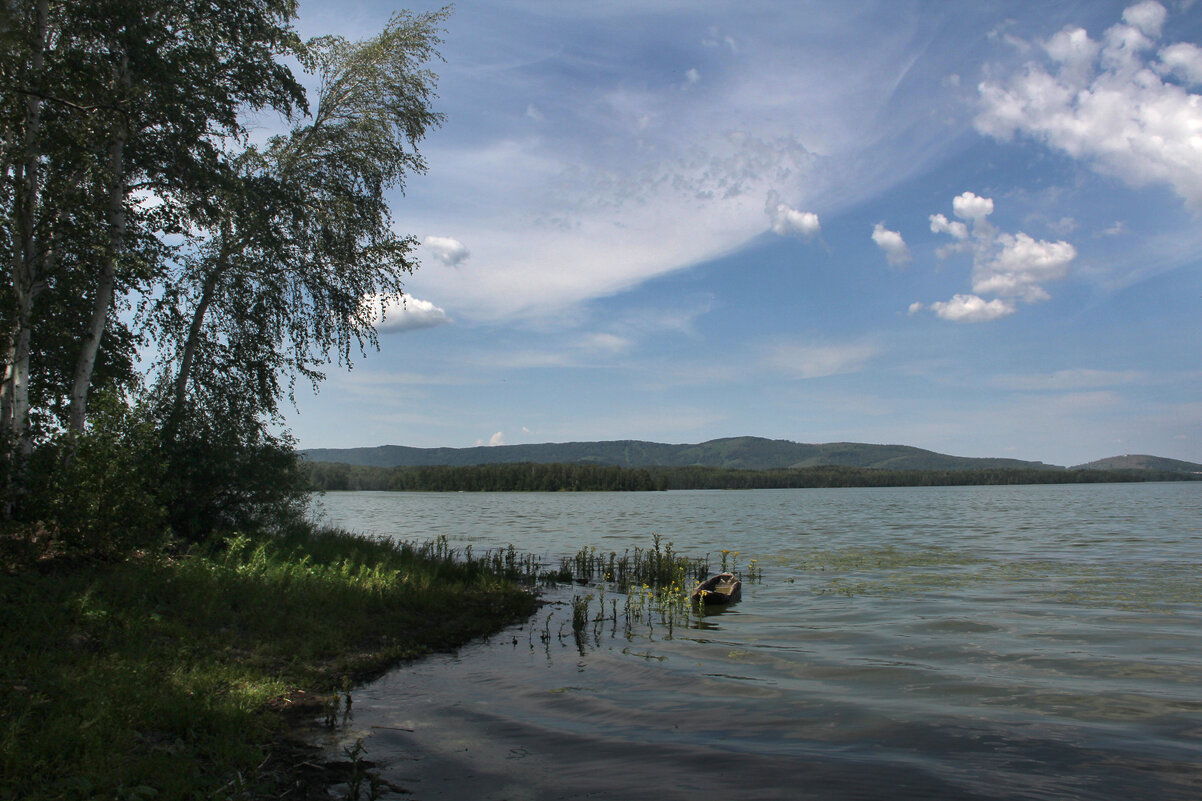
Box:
[285,0,1202,467]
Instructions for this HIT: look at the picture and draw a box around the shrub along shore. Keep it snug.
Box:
[0,524,539,800]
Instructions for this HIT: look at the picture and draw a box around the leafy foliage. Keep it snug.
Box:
[17,393,166,555]
[1,3,448,543]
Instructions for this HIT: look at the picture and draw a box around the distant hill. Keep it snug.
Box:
[1072,454,1202,473]
[301,436,1066,472]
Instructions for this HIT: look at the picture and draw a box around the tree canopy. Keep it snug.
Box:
[0,1,448,545]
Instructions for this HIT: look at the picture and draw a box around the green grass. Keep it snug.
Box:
[0,525,538,800]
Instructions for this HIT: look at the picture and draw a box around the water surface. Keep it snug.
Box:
[313,483,1202,800]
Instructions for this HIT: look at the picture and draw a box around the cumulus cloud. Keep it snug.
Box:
[927,294,1016,322]
[976,1,1202,207]
[1121,0,1165,36]
[952,191,994,222]
[1158,42,1202,84]
[975,232,1077,302]
[423,235,471,267]
[475,431,506,447]
[768,199,821,239]
[929,213,969,241]
[871,223,911,266]
[915,192,1077,321]
[763,340,877,379]
[376,295,452,333]
[684,68,701,86]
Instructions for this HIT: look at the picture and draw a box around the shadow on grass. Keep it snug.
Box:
[0,525,538,800]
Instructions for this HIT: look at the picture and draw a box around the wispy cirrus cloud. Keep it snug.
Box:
[762,340,878,379]
[389,2,976,323]
[991,368,1150,391]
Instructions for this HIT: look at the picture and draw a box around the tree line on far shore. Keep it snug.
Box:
[307,460,1200,493]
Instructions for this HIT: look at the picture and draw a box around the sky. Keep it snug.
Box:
[283,0,1202,467]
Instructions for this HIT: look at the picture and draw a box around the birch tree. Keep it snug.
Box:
[155,10,446,432]
[0,0,306,459]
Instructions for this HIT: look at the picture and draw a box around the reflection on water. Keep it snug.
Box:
[313,484,1202,800]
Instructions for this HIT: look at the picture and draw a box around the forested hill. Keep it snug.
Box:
[301,437,1065,472]
[1072,454,1202,473]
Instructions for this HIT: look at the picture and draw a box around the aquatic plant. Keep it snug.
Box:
[558,532,709,592]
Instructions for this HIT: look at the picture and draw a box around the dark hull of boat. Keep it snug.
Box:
[691,572,742,606]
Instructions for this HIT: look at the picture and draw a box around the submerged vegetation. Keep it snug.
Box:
[307,460,1202,492]
[542,535,760,653]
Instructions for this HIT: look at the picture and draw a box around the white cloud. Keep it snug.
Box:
[384,4,981,324]
[1047,216,1078,236]
[929,213,969,240]
[423,235,471,267]
[952,191,994,222]
[410,132,821,321]
[763,340,877,379]
[871,223,911,266]
[685,68,701,86]
[768,201,821,239]
[1157,42,1202,85]
[577,332,632,354]
[489,431,505,446]
[974,231,1077,302]
[927,294,1016,322]
[976,2,1202,208]
[376,295,452,333]
[1121,1,1166,37]
[920,193,1077,316]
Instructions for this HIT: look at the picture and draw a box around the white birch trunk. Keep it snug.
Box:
[68,53,128,434]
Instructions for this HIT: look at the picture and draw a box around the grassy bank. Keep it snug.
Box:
[0,525,539,800]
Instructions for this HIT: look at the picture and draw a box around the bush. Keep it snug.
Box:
[14,394,167,557]
[158,406,310,542]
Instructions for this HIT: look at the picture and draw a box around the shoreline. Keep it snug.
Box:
[0,525,540,801]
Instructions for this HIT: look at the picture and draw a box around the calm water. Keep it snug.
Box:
[312,483,1202,800]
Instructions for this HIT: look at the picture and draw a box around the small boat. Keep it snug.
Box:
[691,572,742,606]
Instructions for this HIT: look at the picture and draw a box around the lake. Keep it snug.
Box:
[311,483,1202,800]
